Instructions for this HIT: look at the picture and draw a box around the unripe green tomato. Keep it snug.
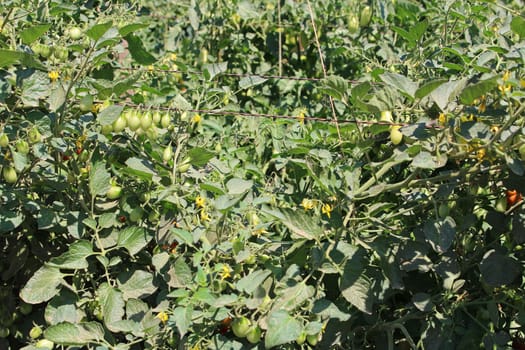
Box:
[3,166,17,183]
[106,185,122,200]
[519,144,525,160]
[53,46,69,61]
[100,124,113,135]
[215,143,222,153]
[160,113,171,129]
[68,26,82,40]
[163,146,173,162]
[28,127,42,143]
[148,211,159,222]
[199,48,208,64]
[79,95,94,112]
[146,127,158,140]
[78,150,89,162]
[360,5,372,27]
[177,162,191,173]
[0,134,9,147]
[29,325,42,339]
[347,14,359,33]
[495,197,507,213]
[39,45,51,58]
[246,326,262,344]
[438,203,449,218]
[380,110,393,123]
[307,333,320,346]
[35,338,54,349]
[180,111,189,122]
[127,112,141,131]
[390,125,403,145]
[16,140,30,154]
[0,327,9,338]
[232,317,251,338]
[139,192,151,203]
[129,207,144,222]
[152,111,162,125]
[31,43,43,55]
[112,116,127,132]
[140,111,153,130]
[19,302,32,315]
[296,331,307,345]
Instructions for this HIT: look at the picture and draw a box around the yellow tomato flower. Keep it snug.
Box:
[195,195,206,208]
[476,148,486,161]
[520,79,525,88]
[218,265,232,280]
[296,108,306,124]
[321,203,333,218]
[147,65,154,72]
[48,71,60,82]
[502,70,510,82]
[498,84,512,93]
[301,198,315,210]
[156,311,169,323]
[192,114,202,124]
[438,113,447,125]
[200,210,210,221]
[170,53,177,61]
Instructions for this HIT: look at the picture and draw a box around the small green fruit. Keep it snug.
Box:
[360,5,372,27]
[3,166,17,184]
[296,331,307,345]
[16,140,30,154]
[79,95,94,112]
[347,14,359,33]
[19,302,32,315]
[140,111,153,130]
[0,134,9,147]
[112,116,127,132]
[246,325,262,344]
[106,185,122,200]
[29,325,42,339]
[307,333,320,346]
[68,26,82,40]
[127,112,141,131]
[163,146,173,162]
[231,317,251,338]
[390,125,403,145]
[35,338,54,349]
[28,127,42,143]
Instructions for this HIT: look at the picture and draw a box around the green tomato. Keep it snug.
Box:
[28,127,42,143]
[79,95,94,112]
[246,325,262,344]
[296,331,307,345]
[3,166,17,184]
[438,203,450,218]
[68,26,82,40]
[19,302,32,315]
[390,125,403,145]
[100,124,113,135]
[347,14,359,33]
[231,317,251,338]
[160,113,171,129]
[152,111,162,125]
[495,197,507,213]
[0,326,9,338]
[360,5,372,27]
[163,146,173,162]
[112,116,127,133]
[519,144,525,160]
[29,325,42,339]
[140,111,153,130]
[53,46,69,61]
[106,185,122,200]
[380,110,393,123]
[35,339,54,349]
[129,207,144,222]
[16,140,30,154]
[0,133,9,147]
[127,112,141,131]
[307,333,320,346]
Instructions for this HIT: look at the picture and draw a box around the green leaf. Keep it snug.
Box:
[20,265,64,304]
[0,209,24,234]
[98,283,125,330]
[203,62,228,80]
[415,79,447,99]
[117,270,157,300]
[339,248,373,314]
[20,24,52,44]
[188,147,215,167]
[264,310,302,349]
[380,72,418,99]
[98,105,124,125]
[89,162,111,197]
[226,178,253,195]
[45,289,84,325]
[123,157,156,181]
[171,228,194,246]
[424,217,456,254]
[124,33,157,65]
[172,306,193,337]
[511,16,525,39]
[318,75,349,101]
[48,240,93,269]
[47,83,66,112]
[117,226,151,256]
[236,270,272,294]
[459,76,498,105]
[312,299,351,321]
[86,22,113,41]
[21,71,49,107]
[239,75,267,89]
[167,257,193,288]
[44,321,105,345]
[480,249,522,287]
[272,283,315,311]
[118,22,149,37]
[262,207,323,240]
[0,49,45,69]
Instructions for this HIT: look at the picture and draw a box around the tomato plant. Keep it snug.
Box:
[1,0,525,349]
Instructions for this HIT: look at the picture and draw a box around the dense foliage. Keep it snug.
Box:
[2,0,525,349]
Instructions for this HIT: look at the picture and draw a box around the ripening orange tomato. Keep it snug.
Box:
[506,189,523,208]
